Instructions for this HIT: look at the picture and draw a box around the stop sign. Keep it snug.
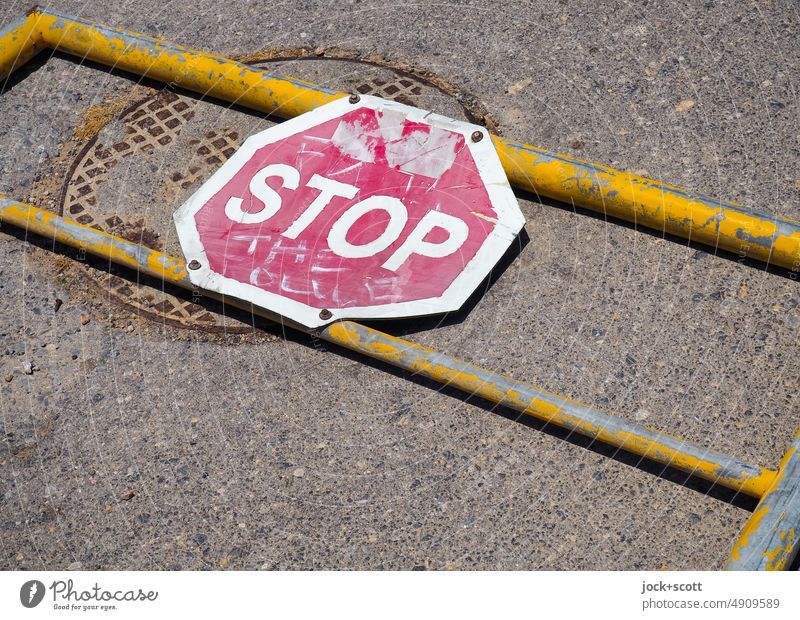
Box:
[173,95,524,328]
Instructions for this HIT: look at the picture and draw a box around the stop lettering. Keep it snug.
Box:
[174,95,524,328]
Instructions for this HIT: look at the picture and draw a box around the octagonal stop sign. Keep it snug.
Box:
[173,95,524,328]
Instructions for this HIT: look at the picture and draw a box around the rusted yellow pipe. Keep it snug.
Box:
[3,5,798,572]
[494,141,800,269]
[31,9,343,119]
[0,195,779,500]
[0,197,187,282]
[321,321,777,499]
[2,7,799,272]
[726,429,800,570]
[0,9,43,80]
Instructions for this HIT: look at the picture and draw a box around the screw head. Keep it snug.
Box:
[471,130,484,143]
[319,309,333,320]
[187,259,201,270]
[348,94,360,104]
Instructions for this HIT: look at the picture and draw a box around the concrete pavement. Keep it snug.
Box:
[0,0,798,569]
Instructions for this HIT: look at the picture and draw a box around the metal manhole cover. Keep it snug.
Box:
[52,51,498,338]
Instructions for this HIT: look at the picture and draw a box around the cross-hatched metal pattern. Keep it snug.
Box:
[64,92,196,225]
[170,129,241,191]
[59,91,251,332]
[355,76,423,106]
[58,58,473,335]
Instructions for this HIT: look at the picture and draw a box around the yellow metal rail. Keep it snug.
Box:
[0,196,778,500]
[2,7,799,570]
[2,7,800,271]
[726,430,800,570]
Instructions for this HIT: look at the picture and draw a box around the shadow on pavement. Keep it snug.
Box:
[3,223,759,514]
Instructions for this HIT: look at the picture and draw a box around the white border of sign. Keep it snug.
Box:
[173,95,525,328]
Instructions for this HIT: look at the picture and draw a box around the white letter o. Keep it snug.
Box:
[327,196,408,258]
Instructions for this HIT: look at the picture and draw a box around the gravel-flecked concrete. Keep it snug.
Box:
[0,0,798,570]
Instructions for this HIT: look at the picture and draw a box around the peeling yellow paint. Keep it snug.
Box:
[493,137,800,270]
[323,321,776,499]
[0,197,189,284]
[727,432,800,570]
[2,8,797,271]
[30,10,344,121]
[727,504,770,564]
[0,12,42,80]
[2,7,799,570]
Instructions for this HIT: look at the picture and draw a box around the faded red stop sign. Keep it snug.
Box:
[174,96,524,328]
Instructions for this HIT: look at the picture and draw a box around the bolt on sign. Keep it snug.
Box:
[173,95,524,327]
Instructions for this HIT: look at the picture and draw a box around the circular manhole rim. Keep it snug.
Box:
[55,49,499,337]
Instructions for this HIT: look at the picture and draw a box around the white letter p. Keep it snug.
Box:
[381,210,468,272]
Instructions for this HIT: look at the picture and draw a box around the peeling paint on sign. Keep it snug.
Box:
[174,95,524,328]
